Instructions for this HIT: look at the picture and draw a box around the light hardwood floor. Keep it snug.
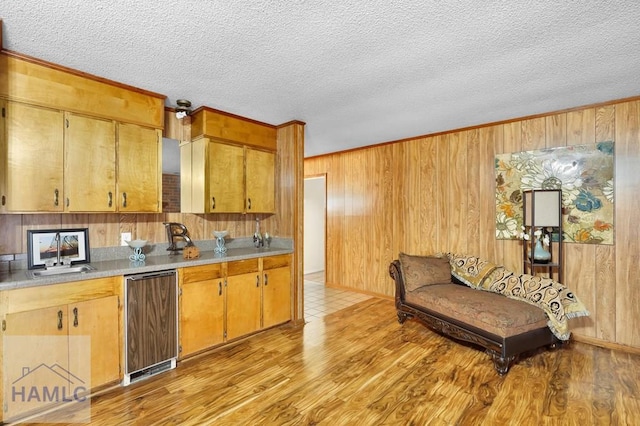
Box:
[15,298,640,425]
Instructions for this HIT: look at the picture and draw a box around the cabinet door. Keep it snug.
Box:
[245,148,275,213]
[68,296,120,388]
[208,142,244,212]
[117,123,161,212]
[3,102,64,212]
[226,272,261,340]
[3,306,69,420]
[180,270,225,357]
[65,113,116,211]
[262,265,292,328]
[0,99,6,213]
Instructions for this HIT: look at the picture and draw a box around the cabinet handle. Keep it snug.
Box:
[73,307,79,327]
[66,197,70,207]
[264,273,268,286]
[256,275,260,287]
[247,198,252,210]
[108,191,113,207]
[122,192,127,208]
[54,189,59,206]
[218,281,222,296]
[57,310,63,330]
[211,196,216,209]
[1,195,5,206]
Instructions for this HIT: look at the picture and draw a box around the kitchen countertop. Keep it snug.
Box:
[0,246,293,291]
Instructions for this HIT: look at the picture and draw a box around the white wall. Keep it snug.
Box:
[304,176,326,274]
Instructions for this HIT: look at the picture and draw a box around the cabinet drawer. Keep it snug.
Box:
[263,254,291,270]
[182,263,224,284]
[227,258,259,276]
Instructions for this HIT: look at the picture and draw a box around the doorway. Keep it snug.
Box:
[303,176,326,275]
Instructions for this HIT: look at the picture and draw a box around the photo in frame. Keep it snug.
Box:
[27,228,91,269]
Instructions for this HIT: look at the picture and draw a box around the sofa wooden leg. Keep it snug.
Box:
[397,311,410,324]
[487,350,515,376]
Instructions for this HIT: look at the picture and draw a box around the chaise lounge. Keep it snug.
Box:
[389,253,589,375]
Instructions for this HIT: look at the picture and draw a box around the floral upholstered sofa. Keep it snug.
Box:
[389,253,589,375]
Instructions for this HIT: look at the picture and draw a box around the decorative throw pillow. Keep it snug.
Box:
[398,253,452,292]
[481,270,590,340]
[448,253,498,289]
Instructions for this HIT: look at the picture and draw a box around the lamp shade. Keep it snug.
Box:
[523,190,561,227]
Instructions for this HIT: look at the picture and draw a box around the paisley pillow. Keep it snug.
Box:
[399,253,452,292]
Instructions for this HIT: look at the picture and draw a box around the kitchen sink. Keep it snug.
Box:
[27,264,97,279]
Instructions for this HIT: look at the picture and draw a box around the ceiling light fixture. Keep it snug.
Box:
[175,99,192,119]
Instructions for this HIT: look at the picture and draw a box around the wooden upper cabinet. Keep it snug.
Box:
[182,139,275,214]
[181,107,277,214]
[65,113,116,212]
[245,148,275,213]
[207,142,245,213]
[2,101,64,212]
[190,107,277,151]
[0,51,165,213]
[1,52,165,128]
[117,123,162,212]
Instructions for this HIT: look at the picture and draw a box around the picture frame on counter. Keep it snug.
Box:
[27,228,91,269]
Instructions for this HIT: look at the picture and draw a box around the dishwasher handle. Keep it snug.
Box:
[126,270,176,281]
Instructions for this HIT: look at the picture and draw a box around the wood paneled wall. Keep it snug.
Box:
[304,98,640,350]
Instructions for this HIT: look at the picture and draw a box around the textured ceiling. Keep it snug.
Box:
[3,1,640,157]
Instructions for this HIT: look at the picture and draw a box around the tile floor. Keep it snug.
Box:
[303,271,372,322]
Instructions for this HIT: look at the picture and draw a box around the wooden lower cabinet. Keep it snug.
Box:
[179,264,225,357]
[179,254,292,359]
[68,296,120,388]
[263,265,292,328]
[226,270,262,341]
[1,293,120,421]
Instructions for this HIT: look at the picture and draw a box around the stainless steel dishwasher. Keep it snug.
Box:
[124,270,178,385]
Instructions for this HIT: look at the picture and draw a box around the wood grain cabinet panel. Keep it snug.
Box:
[64,113,116,212]
[179,255,292,358]
[207,141,245,212]
[181,138,275,214]
[226,270,262,341]
[2,295,120,421]
[3,305,69,420]
[68,296,120,388]
[180,277,225,357]
[126,274,178,374]
[245,148,275,213]
[262,265,291,328]
[1,101,64,212]
[1,101,161,213]
[117,123,162,212]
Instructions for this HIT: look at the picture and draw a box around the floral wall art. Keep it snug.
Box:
[495,142,614,244]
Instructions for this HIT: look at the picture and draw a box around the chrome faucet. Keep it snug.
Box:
[55,232,61,266]
[253,218,263,248]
